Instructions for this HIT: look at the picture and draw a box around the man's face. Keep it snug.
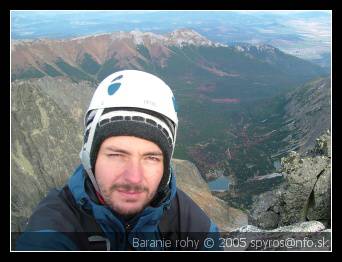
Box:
[95,136,164,216]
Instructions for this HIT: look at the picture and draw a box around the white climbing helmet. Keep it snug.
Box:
[79,70,178,197]
[87,70,178,127]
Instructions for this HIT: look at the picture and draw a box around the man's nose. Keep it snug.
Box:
[123,159,144,184]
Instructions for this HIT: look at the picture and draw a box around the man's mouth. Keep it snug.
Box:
[112,184,148,198]
[116,188,143,194]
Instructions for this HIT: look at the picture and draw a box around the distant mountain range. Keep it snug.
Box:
[12,29,327,100]
[11,11,331,69]
[11,29,331,226]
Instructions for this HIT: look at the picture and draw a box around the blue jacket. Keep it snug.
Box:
[16,165,222,251]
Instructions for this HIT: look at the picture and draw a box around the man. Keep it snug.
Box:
[16,70,222,251]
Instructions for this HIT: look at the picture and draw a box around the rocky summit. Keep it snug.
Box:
[249,130,331,230]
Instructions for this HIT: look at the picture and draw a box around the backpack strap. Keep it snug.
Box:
[158,189,212,250]
[158,191,180,250]
[60,186,110,251]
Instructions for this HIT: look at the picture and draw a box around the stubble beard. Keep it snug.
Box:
[100,183,157,216]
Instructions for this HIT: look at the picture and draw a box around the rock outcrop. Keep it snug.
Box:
[11,79,86,232]
[284,77,331,154]
[228,221,330,251]
[236,220,326,233]
[249,130,331,229]
[11,77,98,232]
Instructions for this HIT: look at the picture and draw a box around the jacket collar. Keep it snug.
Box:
[67,164,177,241]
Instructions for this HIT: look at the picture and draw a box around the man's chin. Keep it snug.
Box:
[110,194,146,216]
[103,190,157,216]
[109,200,146,217]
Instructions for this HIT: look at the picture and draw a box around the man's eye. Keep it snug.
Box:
[108,154,122,158]
[147,156,161,162]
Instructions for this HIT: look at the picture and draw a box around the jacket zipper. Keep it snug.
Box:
[125,223,134,250]
[125,223,132,233]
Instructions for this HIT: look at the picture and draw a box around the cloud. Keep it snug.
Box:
[286,19,331,40]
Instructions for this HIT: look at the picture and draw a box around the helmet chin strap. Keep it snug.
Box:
[80,108,104,197]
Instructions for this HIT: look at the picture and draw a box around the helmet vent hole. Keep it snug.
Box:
[132,116,144,122]
[111,116,124,121]
[146,119,157,126]
[99,119,109,126]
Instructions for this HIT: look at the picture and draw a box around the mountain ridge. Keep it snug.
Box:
[12,28,327,93]
[11,29,224,74]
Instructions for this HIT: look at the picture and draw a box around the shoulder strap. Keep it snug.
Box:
[60,186,110,251]
[158,191,180,250]
[158,189,212,250]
